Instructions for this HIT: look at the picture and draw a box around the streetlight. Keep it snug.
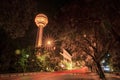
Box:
[47,40,52,45]
[34,13,48,49]
[44,38,55,50]
[46,40,53,46]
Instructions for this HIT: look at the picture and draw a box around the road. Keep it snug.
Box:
[0,69,120,80]
[0,72,99,80]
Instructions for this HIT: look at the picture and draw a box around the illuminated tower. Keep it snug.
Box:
[35,13,48,48]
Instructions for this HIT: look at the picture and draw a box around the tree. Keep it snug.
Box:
[100,0,120,72]
[55,0,119,79]
[0,0,37,73]
[0,0,37,39]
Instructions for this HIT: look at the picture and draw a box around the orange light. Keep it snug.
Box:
[47,41,51,45]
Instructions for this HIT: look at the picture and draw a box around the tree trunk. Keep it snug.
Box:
[91,57,106,80]
[95,61,106,80]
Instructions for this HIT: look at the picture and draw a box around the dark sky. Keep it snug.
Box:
[36,0,120,17]
[36,0,72,17]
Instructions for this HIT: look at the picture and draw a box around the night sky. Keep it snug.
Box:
[35,0,72,17]
[37,0,120,20]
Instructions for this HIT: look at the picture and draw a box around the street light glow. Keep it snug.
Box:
[47,40,52,45]
[45,39,54,47]
[43,35,55,50]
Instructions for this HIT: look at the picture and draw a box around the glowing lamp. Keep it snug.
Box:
[47,41,51,45]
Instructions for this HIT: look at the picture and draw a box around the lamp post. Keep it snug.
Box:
[34,13,48,54]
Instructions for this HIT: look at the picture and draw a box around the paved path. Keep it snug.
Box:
[0,72,100,80]
[0,70,120,80]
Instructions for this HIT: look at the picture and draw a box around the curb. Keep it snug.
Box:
[0,72,42,78]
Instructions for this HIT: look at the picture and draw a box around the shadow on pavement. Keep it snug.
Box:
[64,78,93,80]
[107,77,120,80]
